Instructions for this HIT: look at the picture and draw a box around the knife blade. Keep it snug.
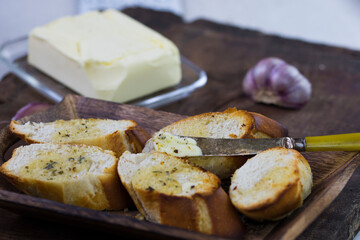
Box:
[172,133,360,156]
[179,136,305,156]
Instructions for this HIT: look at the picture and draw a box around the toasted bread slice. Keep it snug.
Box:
[10,118,142,157]
[229,147,312,221]
[0,143,133,210]
[118,151,245,237]
[143,108,288,178]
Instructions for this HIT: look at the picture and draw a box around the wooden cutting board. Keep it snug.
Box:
[0,7,360,240]
[0,94,359,240]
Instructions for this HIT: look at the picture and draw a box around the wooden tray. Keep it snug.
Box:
[0,94,359,240]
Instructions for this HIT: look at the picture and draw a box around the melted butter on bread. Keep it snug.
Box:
[51,119,101,142]
[131,161,211,196]
[19,148,92,181]
[153,132,202,157]
[10,118,141,157]
[0,143,132,210]
[117,151,245,237]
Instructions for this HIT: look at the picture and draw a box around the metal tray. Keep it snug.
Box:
[0,36,207,108]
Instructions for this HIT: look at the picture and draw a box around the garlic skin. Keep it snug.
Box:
[12,103,52,120]
[243,57,311,109]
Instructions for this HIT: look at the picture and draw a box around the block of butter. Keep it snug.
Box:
[28,9,181,103]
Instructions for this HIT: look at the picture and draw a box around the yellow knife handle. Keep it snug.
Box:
[305,133,360,152]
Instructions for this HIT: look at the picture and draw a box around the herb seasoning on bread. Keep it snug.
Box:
[0,143,133,210]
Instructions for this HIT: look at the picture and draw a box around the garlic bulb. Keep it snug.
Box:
[242,57,311,109]
[12,103,52,120]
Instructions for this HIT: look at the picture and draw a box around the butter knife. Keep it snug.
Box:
[177,133,360,156]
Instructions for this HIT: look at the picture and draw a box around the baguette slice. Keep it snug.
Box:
[0,143,133,210]
[118,151,245,237]
[143,108,288,179]
[10,118,142,157]
[230,147,312,221]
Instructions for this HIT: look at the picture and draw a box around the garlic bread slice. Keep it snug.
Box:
[10,118,142,157]
[0,143,132,210]
[118,151,245,237]
[230,147,312,221]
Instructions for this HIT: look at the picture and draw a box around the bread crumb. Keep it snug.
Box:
[135,213,145,220]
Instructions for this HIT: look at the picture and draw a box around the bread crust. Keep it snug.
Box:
[230,147,312,221]
[239,181,302,221]
[248,112,288,138]
[98,165,134,210]
[10,119,142,157]
[202,187,246,237]
[118,152,245,237]
[133,177,245,237]
[0,143,133,210]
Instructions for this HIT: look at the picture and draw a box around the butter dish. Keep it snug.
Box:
[0,36,207,108]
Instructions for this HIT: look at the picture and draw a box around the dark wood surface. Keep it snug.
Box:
[0,95,359,240]
[0,7,359,240]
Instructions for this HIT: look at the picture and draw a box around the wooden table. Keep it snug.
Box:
[0,8,360,240]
